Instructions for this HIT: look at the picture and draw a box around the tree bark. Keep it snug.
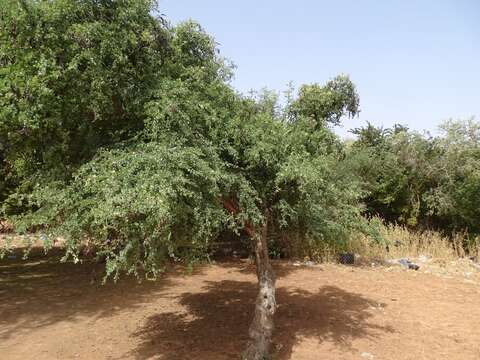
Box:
[221,199,277,359]
[242,216,276,360]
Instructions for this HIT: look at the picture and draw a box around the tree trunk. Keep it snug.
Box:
[220,199,277,359]
[242,217,276,360]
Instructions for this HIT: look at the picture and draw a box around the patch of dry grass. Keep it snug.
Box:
[345,222,480,266]
[0,220,14,233]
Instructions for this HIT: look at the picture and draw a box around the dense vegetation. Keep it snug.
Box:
[349,119,480,239]
[1,1,478,358]
[1,0,366,265]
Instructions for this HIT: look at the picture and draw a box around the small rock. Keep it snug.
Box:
[293,260,315,267]
[361,352,374,359]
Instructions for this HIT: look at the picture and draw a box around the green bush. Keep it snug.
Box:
[349,119,480,238]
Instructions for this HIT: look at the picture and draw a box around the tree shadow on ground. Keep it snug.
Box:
[0,246,292,345]
[1,247,393,359]
[0,247,187,341]
[212,258,300,279]
[130,280,394,360]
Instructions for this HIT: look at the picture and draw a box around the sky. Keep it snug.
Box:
[159,0,479,137]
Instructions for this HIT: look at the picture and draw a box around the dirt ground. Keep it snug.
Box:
[1,249,480,360]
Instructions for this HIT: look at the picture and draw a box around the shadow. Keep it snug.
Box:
[129,280,394,360]
[211,258,300,280]
[0,246,290,346]
[0,247,185,341]
[1,247,393,359]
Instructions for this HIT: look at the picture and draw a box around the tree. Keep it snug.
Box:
[425,119,480,235]
[0,0,170,209]
[3,1,363,359]
[288,75,359,126]
[349,119,480,238]
[349,124,438,226]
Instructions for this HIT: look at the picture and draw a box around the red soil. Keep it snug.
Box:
[1,250,479,359]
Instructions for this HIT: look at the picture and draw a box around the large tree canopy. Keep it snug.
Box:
[1,1,368,359]
[4,1,479,359]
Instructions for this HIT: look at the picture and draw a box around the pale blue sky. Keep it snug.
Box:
[160,0,479,137]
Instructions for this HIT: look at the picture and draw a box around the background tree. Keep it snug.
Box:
[348,119,480,240]
[425,119,480,235]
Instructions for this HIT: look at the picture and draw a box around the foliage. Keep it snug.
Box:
[288,75,360,126]
[349,118,480,238]
[425,119,480,235]
[2,1,368,279]
[14,143,233,278]
[0,0,173,209]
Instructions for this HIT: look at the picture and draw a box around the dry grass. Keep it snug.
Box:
[465,236,480,261]
[345,222,480,266]
[0,220,14,233]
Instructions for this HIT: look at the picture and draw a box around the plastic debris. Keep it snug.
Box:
[398,258,420,270]
[339,252,355,265]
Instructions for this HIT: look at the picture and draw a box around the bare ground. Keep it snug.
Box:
[1,249,480,360]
